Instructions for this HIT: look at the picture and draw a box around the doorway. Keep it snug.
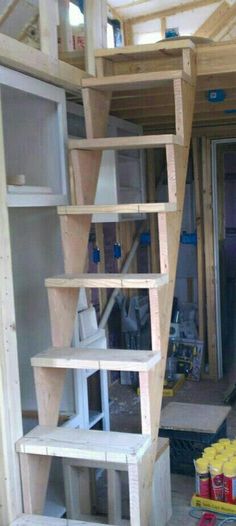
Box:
[212,140,236,376]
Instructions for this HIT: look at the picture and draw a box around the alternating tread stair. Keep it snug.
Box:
[14,40,196,526]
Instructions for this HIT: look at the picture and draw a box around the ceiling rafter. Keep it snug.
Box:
[126,0,221,24]
[195,1,229,37]
[0,0,21,27]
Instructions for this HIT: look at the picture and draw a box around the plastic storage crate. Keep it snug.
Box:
[159,403,231,476]
[159,419,227,475]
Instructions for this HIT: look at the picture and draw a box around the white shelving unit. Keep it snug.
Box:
[0,66,68,208]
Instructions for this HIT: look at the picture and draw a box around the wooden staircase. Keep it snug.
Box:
[13,42,196,526]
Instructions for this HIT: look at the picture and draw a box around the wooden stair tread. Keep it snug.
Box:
[16,426,151,464]
[45,273,168,289]
[11,514,110,525]
[69,134,183,151]
[31,348,161,372]
[58,203,177,215]
[82,70,193,91]
[95,38,196,60]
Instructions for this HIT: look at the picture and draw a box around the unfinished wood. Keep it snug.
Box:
[0,0,20,27]
[174,79,196,144]
[63,462,92,518]
[130,0,220,25]
[45,272,169,290]
[192,138,206,342]
[58,0,73,52]
[95,39,195,59]
[208,3,236,39]
[31,347,161,371]
[107,470,122,524]
[58,203,177,215]
[19,454,51,515]
[147,150,160,273]
[195,1,229,38]
[139,362,163,437]
[128,450,153,526]
[160,402,231,434]
[39,0,59,60]
[150,441,172,526]
[85,0,107,75]
[82,70,193,90]
[202,137,218,380]
[11,514,108,525]
[69,135,183,151]
[123,19,133,46]
[0,88,23,525]
[16,426,151,464]
[0,34,87,92]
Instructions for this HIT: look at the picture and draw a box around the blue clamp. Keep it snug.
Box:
[93,247,100,264]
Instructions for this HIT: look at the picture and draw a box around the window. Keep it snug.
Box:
[69,2,84,26]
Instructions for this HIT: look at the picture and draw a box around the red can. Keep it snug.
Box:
[224,461,236,504]
[195,459,210,499]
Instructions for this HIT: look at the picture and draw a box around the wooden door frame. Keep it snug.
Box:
[211,138,236,379]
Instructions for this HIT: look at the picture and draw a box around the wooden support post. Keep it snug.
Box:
[123,20,133,45]
[0,87,23,526]
[58,0,73,52]
[107,469,122,525]
[192,137,206,342]
[39,0,59,59]
[202,137,218,380]
[85,0,107,75]
[160,18,166,39]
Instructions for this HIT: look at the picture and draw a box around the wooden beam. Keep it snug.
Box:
[160,17,166,40]
[0,0,20,27]
[202,137,218,380]
[192,138,206,343]
[210,3,236,39]
[0,88,23,525]
[123,19,133,45]
[0,33,87,92]
[58,0,73,52]
[85,0,107,75]
[39,0,59,59]
[129,0,221,24]
[195,1,229,38]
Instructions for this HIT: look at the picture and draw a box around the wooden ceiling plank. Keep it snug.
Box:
[128,0,221,24]
[0,0,21,27]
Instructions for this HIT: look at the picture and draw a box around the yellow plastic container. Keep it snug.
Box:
[195,458,210,499]
[212,443,225,454]
[219,438,231,447]
[203,447,216,459]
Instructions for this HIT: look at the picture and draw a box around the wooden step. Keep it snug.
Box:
[58,202,177,215]
[31,348,161,372]
[11,514,109,525]
[69,134,183,151]
[82,70,193,91]
[45,273,168,290]
[16,426,151,464]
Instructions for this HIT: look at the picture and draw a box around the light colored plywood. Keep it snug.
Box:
[82,70,192,91]
[16,426,151,465]
[69,134,183,151]
[160,402,231,434]
[45,272,169,290]
[31,348,161,371]
[85,0,107,75]
[58,202,177,215]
